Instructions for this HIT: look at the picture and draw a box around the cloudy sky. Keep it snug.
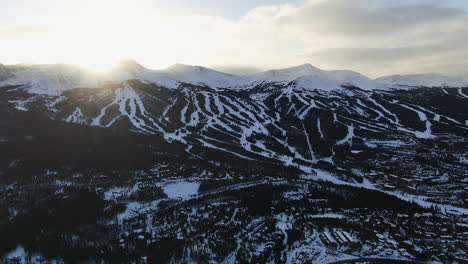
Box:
[1,0,468,77]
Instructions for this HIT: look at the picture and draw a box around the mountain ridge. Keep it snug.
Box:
[375,73,468,88]
[1,60,467,95]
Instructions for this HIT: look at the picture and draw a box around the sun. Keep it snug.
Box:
[0,0,217,73]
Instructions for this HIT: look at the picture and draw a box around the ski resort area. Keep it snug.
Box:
[1,0,467,263]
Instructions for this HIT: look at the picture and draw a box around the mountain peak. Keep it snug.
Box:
[260,63,323,76]
[249,63,325,84]
[376,73,468,88]
[294,63,319,70]
[114,59,147,72]
[165,64,212,73]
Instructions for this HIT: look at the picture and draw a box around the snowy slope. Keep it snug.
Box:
[376,73,468,88]
[246,64,387,91]
[104,60,179,89]
[248,64,324,84]
[162,63,386,91]
[0,60,179,95]
[328,70,388,90]
[0,64,98,95]
[163,64,243,88]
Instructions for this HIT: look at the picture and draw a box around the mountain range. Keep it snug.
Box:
[1,60,467,95]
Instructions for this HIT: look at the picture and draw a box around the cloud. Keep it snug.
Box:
[2,0,468,77]
[238,0,468,77]
[0,26,48,40]
[274,0,465,39]
[303,35,468,77]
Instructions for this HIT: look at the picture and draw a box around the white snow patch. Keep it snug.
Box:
[307,213,344,219]
[162,181,200,199]
[5,245,26,263]
[377,73,467,88]
[65,107,86,124]
[336,124,354,145]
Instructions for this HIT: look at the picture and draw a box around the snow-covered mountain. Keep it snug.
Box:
[2,60,468,96]
[164,63,388,91]
[0,61,392,95]
[103,60,180,89]
[328,70,388,90]
[376,73,468,88]
[0,63,98,95]
[0,60,182,95]
[247,64,387,91]
[163,63,243,88]
[248,64,324,84]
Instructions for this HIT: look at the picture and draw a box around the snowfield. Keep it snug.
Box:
[162,181,200,199]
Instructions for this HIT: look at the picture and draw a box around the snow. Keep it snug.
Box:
[342,231,357,243]
[0,61,395,95]
[303,169,349,185]
[397,103,434,139]
[65,107,86,124]
[295,75,343,91]
[0,63,98,95]
[323,231,336,244]
[457,88,467,98]
[376,73,468,88]
[307,213,344,219]
[367,96,399,124]
[2,61,466,95]
[105,60,179,89]
[3,245,57,264]
[317,118,325,139]
[0,60,178,95]
[329,70,388,90]
[89,82,166,134]
[248,64,387,91]
[164,64,241,88]
[303,169,468,216]
[162,181,200,199]
[336,124,354,145]
[116,201,158,224]
[250,64,324,84]
[5,245,26,263]
[103,186,130,201]
[387,190,468,216]
[8,100,28,111]
[301,121,315,161]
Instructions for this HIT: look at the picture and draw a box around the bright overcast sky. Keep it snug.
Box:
[1,0,468,77]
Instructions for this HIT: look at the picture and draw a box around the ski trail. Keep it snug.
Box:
[301,121,315,161]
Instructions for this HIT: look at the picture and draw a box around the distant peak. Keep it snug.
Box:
[114,59,146,71]
[271,63,323,73]
[256,63,324,79]
[165,64,210,73]
[290,63,321,70]
[296,63,315,68]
